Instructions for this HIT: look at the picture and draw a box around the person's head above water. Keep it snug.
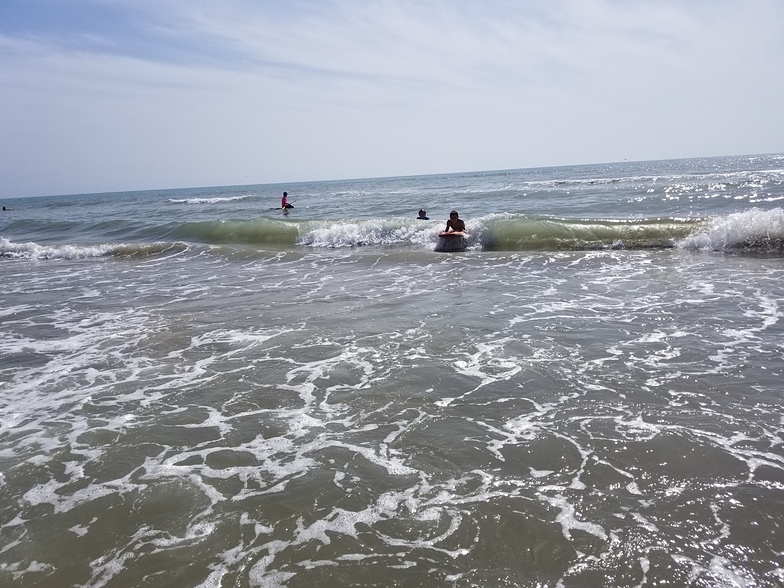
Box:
[418,209,427,217]
[450,210,459,218]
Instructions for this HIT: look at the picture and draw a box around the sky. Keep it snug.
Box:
[1,0,783,198]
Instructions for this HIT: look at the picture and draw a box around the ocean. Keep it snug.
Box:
[2,154,784,587]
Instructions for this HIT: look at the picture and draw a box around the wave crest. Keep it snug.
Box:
[678,207,784,252]
[0,237,186,260]
[168,196,250,204]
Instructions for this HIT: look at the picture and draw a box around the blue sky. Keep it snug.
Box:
[1,0,783,198]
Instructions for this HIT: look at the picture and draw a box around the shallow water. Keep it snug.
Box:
[2,155,784,586]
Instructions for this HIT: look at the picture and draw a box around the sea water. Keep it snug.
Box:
[2,154,784,587]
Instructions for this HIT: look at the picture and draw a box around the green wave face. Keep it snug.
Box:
[170,219,300,245]
[167,216,703,251]
[481,217,702,251]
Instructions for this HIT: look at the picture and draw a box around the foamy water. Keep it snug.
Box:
[2,155,784,586]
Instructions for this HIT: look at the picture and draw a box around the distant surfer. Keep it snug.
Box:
[281,191,294,209]
[444,210,465,233]
[417,209,429,220]
[2,206,9,212]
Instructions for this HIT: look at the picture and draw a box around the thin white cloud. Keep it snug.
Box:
[0,0,782,197]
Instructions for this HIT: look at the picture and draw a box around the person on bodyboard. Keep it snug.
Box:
[444,210,465,233]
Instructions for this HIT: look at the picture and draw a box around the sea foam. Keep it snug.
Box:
[678,207,784,252]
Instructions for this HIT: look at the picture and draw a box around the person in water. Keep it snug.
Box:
[417,209,429,220]
[445,210,465,232]
[281,191,294,209]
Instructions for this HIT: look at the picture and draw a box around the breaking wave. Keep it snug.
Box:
[3,208,784,259]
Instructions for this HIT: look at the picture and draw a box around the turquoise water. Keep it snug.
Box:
[2,155,784,587]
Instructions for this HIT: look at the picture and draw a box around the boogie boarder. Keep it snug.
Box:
[444,210,465,233]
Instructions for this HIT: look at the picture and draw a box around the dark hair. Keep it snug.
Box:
[450,210,458,216]
[283,191,287,196]
[419,209,426,214]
